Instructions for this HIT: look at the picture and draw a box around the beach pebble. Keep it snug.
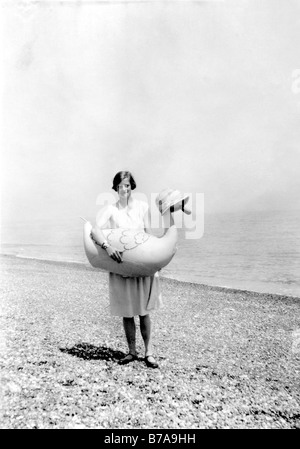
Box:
[6,382,22,394]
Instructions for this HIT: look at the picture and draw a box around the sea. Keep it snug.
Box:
[1,209,300,298]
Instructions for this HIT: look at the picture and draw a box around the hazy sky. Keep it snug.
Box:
[1,0,300,224]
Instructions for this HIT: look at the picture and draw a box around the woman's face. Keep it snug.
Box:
[117,178,132,199]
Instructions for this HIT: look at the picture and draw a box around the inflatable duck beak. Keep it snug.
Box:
[170,199,191,215]
[180,199,192,215]
[182,204,192,215]
[156,189,191,215]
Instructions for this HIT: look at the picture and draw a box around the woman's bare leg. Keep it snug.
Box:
[119,317,137,364]
[123,317,137,354]
[139,314,152,356]
[139,314,158,367]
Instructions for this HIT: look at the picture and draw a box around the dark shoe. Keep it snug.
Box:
[118,353,137,365]
[145,355,159,369]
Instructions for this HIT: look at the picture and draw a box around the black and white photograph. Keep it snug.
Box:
[1,0,300,431]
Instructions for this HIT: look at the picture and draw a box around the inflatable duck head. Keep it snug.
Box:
[155,189,191,215]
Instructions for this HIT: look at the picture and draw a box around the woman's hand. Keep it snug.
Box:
[106,246,123,263]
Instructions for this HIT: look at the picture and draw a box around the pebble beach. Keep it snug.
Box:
[0,255,299,429]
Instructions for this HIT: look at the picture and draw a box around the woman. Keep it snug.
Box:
[91,171,162,368]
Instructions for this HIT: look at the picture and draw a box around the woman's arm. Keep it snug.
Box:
[91,206,122,263]
[91,206,111,245]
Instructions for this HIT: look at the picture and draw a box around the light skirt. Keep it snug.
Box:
[109,272,162,317]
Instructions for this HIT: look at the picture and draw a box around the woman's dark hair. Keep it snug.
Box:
[112,171,137,192]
